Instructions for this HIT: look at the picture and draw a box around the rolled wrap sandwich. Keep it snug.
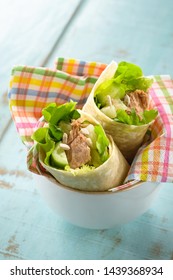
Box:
[83,61,158,162]
[32,101,129,191]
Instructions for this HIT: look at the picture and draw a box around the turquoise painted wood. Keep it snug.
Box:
[0,0,82,139]
[0,0,173,260]
[47,0,173,76]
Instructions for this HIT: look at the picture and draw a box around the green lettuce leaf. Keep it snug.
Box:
[48,124,63,141]
[143,109,159,124]
[32,127,48,144]
[42,103,56,122]
[94,125,109,162]
[42,100,80,125]
[32,127,55,165]
[95,61,153,107]
[115,109,158,126]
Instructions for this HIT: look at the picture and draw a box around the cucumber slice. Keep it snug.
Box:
[51,142,68,169]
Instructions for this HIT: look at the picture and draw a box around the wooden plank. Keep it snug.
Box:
[0,0,82,139]
[46,0,173,77]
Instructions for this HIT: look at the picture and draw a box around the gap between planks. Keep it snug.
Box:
[0,0,86,142]
[40,0,86,67]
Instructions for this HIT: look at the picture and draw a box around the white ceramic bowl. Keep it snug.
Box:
[34,174,161,229]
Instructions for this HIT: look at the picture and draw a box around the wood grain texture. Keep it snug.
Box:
[0,0,82,139]
[47,0,173,76]
[0,0,173,260]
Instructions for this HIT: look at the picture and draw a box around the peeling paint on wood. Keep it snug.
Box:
[2,91,8,105]
[116,49,130,57]
[0,180,13,189]
[0,168,32,179]
[114,237,122,246]
[0,250,24,260]
[5,235,19,255]
[170,252,173,260]
[150,243,163,257]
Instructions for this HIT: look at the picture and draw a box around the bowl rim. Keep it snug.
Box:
[37,174,152,195]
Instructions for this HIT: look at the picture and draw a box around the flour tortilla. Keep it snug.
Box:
[39,111,129,192]
[83,61,152,162]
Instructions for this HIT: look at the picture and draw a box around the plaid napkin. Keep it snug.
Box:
[8,58,173,191]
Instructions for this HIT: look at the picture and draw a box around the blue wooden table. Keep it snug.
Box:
[0,0,173,260]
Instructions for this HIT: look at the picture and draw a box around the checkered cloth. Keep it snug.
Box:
[8,58,173,191]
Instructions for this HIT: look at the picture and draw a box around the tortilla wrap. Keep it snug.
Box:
[39,111,129,191]
[83,61,153,162]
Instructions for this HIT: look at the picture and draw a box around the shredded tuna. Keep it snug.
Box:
[66,134,91,169]
[67,120,81,144]
[66,120,91,168]
[124,89,149,115]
